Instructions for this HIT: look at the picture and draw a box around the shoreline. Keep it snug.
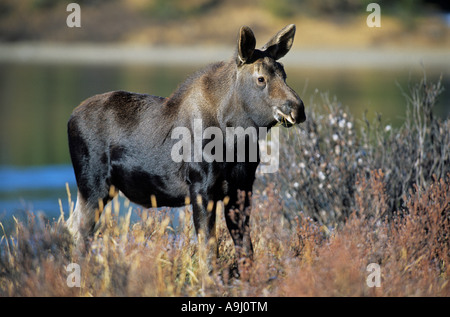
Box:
[0,42,449,69]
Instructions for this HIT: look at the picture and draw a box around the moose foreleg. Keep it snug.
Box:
[190,187,218,273]
[224,190,254,269]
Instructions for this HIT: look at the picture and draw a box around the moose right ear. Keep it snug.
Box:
[237,26,256,65]
[262,24,296,60]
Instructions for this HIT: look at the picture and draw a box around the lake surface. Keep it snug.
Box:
[0,61,449,223]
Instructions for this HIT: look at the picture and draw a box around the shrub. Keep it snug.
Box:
[261,74,449,227]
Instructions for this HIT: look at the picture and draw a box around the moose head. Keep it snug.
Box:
[235,24,305,128]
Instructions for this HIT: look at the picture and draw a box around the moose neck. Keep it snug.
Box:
[214,61,262,134]
[167,59,265,136]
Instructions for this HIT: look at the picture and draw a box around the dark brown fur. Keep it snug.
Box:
[67,25,305,268]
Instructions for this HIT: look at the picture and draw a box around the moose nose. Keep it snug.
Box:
[283,99,306,124]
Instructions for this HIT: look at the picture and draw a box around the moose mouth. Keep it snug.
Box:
[274,109,296,127]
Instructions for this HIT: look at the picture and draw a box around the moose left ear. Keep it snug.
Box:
[237,26,256,65]
[262,24,296,60]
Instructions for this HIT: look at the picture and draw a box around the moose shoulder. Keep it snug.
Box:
[67,24,305,265]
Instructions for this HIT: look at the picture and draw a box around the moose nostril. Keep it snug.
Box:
[281,99,306,123]
[281,102,291,114]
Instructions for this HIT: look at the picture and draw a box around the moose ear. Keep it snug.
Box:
[262,24,296,60]
[237,26,256,65]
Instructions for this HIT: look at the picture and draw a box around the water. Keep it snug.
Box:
[0,165,76,223]
[0,61,449,222]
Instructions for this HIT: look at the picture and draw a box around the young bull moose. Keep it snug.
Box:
[67,24,305,266]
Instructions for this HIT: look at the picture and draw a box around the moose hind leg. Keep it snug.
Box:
[67,191,97,247]
[67,178,113,248]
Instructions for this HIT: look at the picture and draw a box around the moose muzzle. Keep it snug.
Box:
[275,99,305,127]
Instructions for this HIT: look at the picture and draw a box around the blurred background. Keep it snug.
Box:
[0,0,449,224]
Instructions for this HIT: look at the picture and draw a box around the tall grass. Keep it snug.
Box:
[0,74,449,296]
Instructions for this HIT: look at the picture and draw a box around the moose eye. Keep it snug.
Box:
[257,77,265,84]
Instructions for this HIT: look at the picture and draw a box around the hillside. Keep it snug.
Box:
[1,0,449,49]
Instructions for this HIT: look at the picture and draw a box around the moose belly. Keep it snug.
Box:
[111,165,188,208]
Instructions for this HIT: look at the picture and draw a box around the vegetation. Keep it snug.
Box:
[1,0,449,47]
[267,74,449,226]
[0,75,449,296]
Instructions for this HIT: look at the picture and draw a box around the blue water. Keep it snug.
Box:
[0,165,76,192]
[0,165,183,231]
[0,165,77,222]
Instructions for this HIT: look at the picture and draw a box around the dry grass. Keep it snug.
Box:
[0,75,449,296]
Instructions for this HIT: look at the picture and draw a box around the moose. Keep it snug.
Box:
[67,24,305,266]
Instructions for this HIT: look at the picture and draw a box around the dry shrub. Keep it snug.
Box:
[267,92,362,226]
[262,74,449,227]
[382,175,450,296]
[279,172,449,296]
